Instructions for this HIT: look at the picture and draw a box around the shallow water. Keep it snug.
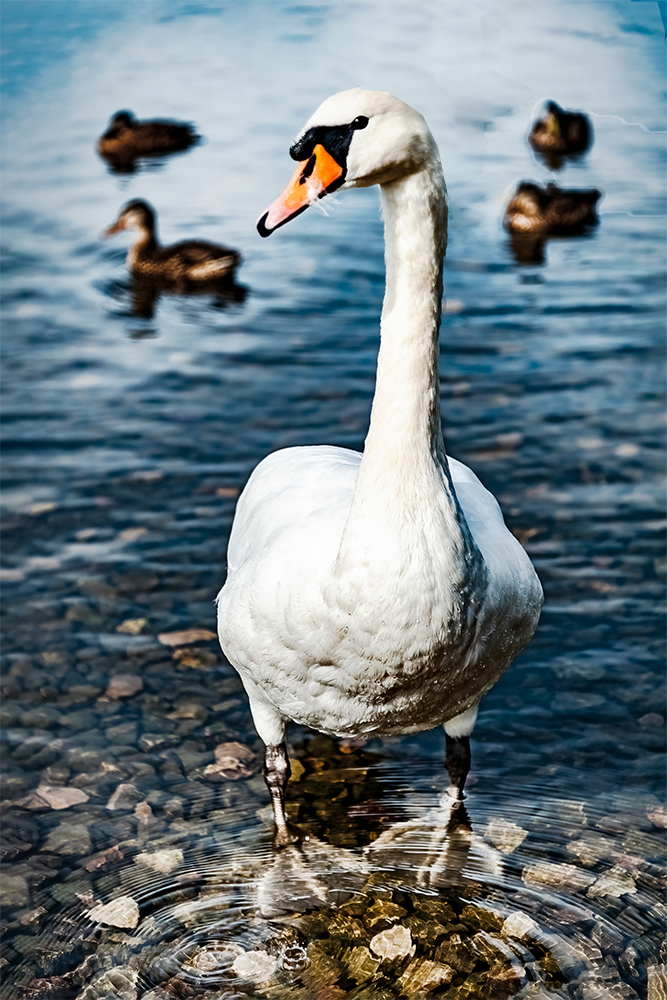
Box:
[1,1,665,997]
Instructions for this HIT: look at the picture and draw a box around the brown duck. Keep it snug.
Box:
[97,111,199,172]
[105,200,240,284]
[504,182,600,237]
[529,101,592,168]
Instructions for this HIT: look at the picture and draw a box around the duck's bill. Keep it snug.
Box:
[257,144,344,237]
[104,220,126,237]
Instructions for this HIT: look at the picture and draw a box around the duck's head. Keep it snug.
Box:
[543,102,564,138]
[108,110,136,130]
[105,199,156,237]
[258,88,437,236]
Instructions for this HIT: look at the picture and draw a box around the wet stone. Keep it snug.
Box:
[588,866,638,899]
[363,898,408,930]
[485,816,528,853]
[43,821,92,856]
[89,895,139,929]
[106,674,144,699]
[134,848,183,873]
[523,861,596,893]
[342,945,381,983]
[397,957,455,993]
[0,874,30,909]
[370,924,415,962]
[502,911,541,941]
[231,949,277,984]
[107,783,143,811]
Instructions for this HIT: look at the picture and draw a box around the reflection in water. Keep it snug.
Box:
[118,273,247,322]
[505,183,601,265]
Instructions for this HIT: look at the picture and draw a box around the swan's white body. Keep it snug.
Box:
[217,90,542,756]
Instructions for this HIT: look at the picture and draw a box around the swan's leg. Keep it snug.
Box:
[443,703,479,800]
[264,743,297,848]
[445,735,471,799]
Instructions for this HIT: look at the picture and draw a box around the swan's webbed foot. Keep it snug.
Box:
[264,742,299,848]
[445,734,471,802]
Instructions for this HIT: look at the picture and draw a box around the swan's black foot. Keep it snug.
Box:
[445,734,471,801]
[264,743,300,849]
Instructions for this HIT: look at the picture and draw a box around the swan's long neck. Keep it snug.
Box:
[364,160,448,475]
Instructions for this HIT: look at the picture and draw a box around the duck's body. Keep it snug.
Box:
[529,101,591,164]
[105,200,240,283]
[217,90,543,845]
[504,182,601,237]
[98,111,199,171]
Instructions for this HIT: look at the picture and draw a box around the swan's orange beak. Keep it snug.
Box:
[257,144,344,237]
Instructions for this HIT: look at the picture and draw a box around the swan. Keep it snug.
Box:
[97,110,199,173]
[217,89,543,847]
[104,200,241,284]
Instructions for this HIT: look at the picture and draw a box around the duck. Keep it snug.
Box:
[97,110,199,173]
[528,101,592,168]
[216,89,544,847]
[104,200,241,285]
[504,181,601,237]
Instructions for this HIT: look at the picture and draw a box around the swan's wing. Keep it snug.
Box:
[448,455,544,620]
[225,445,361,574]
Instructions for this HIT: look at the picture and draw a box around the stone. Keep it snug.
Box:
[364,898,408,930]
[173,647,218,669]
[502,911,540,941]
[588,866,637,899]
[134,848,183,874]
[397,958,455,992]
[648,964,667,1000]
[44,821,92,855]
[647,805,667,829]
[370,924,415,962]
[106,674,144,698]
[460,904,504,933]
[115,618,148,635]
[0,875,30,908]
[203,742,257,781]
[85,844,124,872]
[485,816,528,853]
[343,945,381,983]
[29,783,89,810]
[566,833,616,865]
[89,895,139,929]
[157,628,216,646]
[231,949,277,983]
[523,861,596,893]
[106,783,143,810]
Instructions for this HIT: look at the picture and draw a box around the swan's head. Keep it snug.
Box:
[258,88,437,236]
[105,199,156,237]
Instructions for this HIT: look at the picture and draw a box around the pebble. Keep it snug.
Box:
[17,783,90,811]
[588,866,638,899]
[231,949,278,983]
[44,821,92,855]
[203,741,256,781]
[369,924,415,962]
[647,804,667,829]
[523,861,596,893]
[89,895,140,929]
[107,783,143,810]
[85,844,124,872]
[106,674,144,699]
[485,816,528,853]
[0,875,30,909]
[648,964,667,1000]
[397,957,455,992]
[157,628,217,646]
[502,911,540,941]
[173,647,217,670]
[134,848,183,874]
[115,618,148,635]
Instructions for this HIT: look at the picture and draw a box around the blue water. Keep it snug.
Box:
[1,2,665,997]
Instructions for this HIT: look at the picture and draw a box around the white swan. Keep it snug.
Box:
[217,89,543,846]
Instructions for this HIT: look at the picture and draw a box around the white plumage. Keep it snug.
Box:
[217,89,543,845]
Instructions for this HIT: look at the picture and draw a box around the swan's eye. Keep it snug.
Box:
[350,116,369,130]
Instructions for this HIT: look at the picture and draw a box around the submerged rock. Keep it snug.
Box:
[0,874,30,908]
[231,949,278,983]
[44,821,92,855]
[106,783,143,810]
[588,866,638,899]
[502,911,540,941]
[485,816,528,853]
[106,674,144,698]
[370,924,415,962]
[89,894,139,929]
[523,861,596,893]
[134,848,183,873]
[397,957,455,992]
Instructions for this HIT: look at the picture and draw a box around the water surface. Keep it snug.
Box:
[1,2,665,997]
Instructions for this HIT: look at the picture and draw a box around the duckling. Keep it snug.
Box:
[504,182,601,237]
[104,200,241,285]
[97,110,199,173]
[529,101,592,168]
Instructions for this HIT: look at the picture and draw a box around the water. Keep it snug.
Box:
[1,1,665,997]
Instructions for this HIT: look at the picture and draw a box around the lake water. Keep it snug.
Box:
[1,2,665,998]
